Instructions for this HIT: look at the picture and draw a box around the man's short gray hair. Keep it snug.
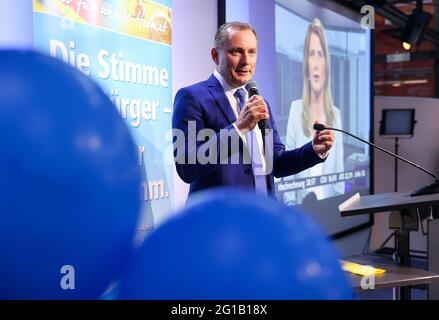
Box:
[214,21,258,50]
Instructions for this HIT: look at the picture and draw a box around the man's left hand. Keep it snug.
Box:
[312,125,334,156]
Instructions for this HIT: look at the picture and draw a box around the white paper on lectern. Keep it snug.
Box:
[338,192,360,213]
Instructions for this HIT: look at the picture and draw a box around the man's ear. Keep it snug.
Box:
[211,48,219,65]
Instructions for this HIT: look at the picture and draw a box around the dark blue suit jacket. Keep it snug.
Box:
[172,74,324,196]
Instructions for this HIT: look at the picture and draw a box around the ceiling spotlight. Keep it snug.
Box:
[402,42,411,50]
[401,0,432,50]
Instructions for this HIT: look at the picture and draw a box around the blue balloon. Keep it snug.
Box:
[119,188,353,299]
[0,50,141,299]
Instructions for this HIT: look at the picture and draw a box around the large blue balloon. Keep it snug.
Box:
[119,188,353,299]
[0,50,141,299]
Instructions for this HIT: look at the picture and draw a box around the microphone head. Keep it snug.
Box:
[313,123,326,131]
[245,80,259,96]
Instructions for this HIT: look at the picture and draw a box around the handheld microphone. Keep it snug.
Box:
[245,80,266,131]
[313,123,439,197]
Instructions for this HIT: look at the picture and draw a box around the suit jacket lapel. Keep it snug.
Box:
[206,74,236,124]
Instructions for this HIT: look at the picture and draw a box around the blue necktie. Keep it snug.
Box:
[234,88,268,195]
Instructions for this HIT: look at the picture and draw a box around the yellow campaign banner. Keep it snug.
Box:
[33,0,172,45]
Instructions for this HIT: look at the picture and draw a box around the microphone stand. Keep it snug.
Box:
[318,125,439,197]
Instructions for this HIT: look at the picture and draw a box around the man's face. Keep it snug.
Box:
[212,28,257,88]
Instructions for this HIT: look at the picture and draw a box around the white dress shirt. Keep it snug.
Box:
[213,70,266,172]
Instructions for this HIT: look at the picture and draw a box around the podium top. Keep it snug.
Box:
[339,191,439,217]
[346,254,439,292]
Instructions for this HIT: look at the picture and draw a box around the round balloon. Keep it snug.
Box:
[0,50,141,299]
[119,188,353,299]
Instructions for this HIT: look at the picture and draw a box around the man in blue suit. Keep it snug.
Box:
[173,21,334,197]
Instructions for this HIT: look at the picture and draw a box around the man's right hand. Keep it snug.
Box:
[235,95,270,132]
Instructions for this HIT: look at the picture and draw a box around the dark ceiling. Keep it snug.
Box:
[334,0,439,45]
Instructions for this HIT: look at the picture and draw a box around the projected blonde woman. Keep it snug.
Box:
[284,18,344,205]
